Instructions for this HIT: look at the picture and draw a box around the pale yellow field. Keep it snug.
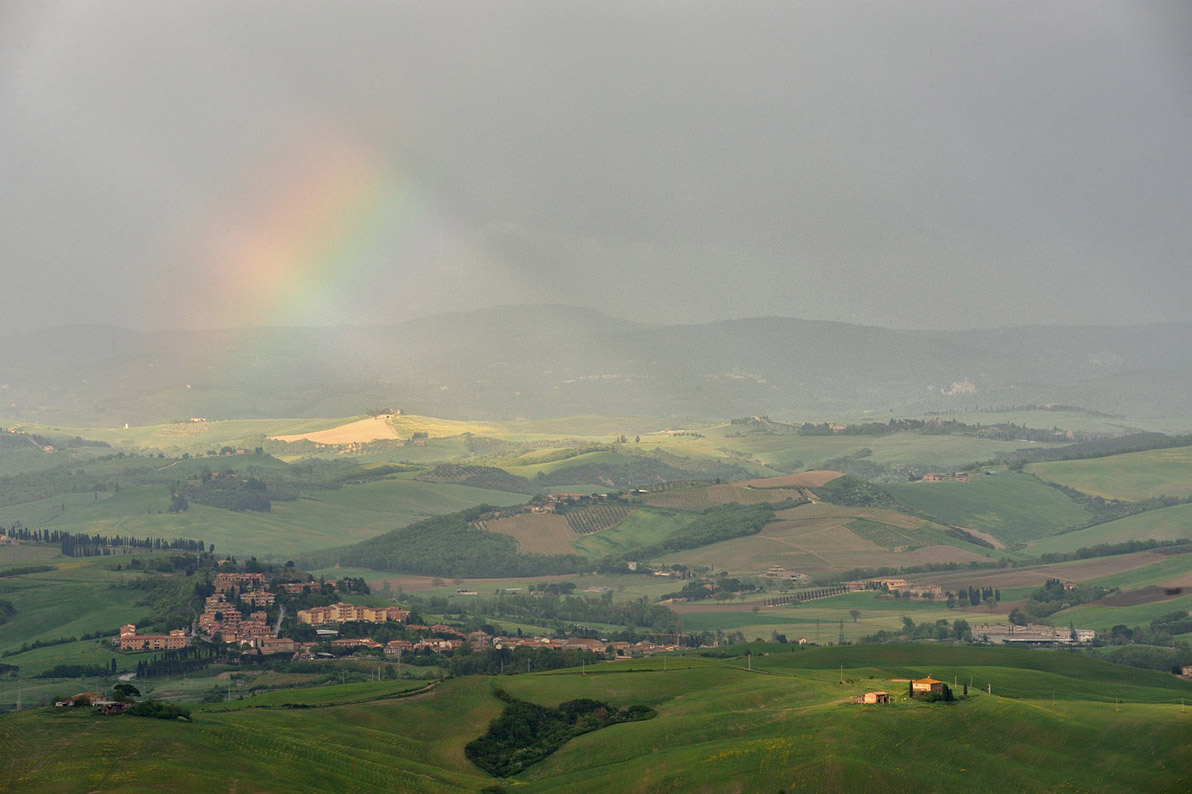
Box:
[270,415,402,444]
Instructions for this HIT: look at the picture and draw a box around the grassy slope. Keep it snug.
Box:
[1028,445,1192,501]
[571,508,696,558]
[0,479,527,558]
[655,503,992,574]
[8,417,346,453]
[677,590,969,643]
[4,647,1189,793]
[685,428,1064,470]
[1055,591,1192,631]
[644,482,808,510]
[0,556,145,655]
[917,409,1192,437]
[883,472,1093,545]
[1082,552,1192,590]
[502,450,627,478]
[1025,503,1192,556]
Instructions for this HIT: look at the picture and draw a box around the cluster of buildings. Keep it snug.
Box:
[112,567,695,664]
[365,631,682,660]
[920,472,972,483]
[524,492,615,514]
[853,677,947,703]
[846,578,944,599]
[296,603,411,625]
[115,625,188,651]
[762,566,811,584]
[214,572,267,594]
[277,580,336,595]
[198,592,275,645]
[114,573,358,654]
[973,623,1095,645]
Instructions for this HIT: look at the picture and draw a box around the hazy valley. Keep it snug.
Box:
[3,325,1192,791]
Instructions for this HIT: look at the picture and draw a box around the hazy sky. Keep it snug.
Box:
[2,1,1191,333]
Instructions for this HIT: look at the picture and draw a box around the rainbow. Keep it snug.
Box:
[195,137,448,329]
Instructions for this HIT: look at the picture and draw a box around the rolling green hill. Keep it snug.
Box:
[883,472,1094,546]
[1024,503,1192,556]
[0,477,528,559]
[1028,445,1192,501]
[2,647,1190,793]
[656,502,993,574]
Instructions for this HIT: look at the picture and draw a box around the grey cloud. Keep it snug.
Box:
[1,1,1190,332]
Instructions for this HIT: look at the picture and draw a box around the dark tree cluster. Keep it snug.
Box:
[465,690,655,777]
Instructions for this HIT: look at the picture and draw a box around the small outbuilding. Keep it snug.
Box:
[863,691,891,704]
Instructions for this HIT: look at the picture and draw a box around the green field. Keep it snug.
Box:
[676,591,965,644]
[697,428,1064,470]
[1081,552,1192,590]
[0,477,527,559]
[916,409,1192,437]
[571,508,696,558]
[1024,503,1192,556]
[1055,591,1192,631]
[6,417,346,454]
[0,557,147,657]
[884,472,1094,546]
[655,503,992,574]
[3,646,1191,793]
[1028,445,1192,501]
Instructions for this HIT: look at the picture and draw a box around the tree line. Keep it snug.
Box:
[761,585,847,607]
[3,526,208,555]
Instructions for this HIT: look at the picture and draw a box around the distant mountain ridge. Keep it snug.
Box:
[2,306,1190,424]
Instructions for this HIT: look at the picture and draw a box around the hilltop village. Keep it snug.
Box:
[89,551,1114,684]
[102,560,687,674]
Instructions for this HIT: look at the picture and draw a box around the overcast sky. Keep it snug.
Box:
[2,1,1191,333]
